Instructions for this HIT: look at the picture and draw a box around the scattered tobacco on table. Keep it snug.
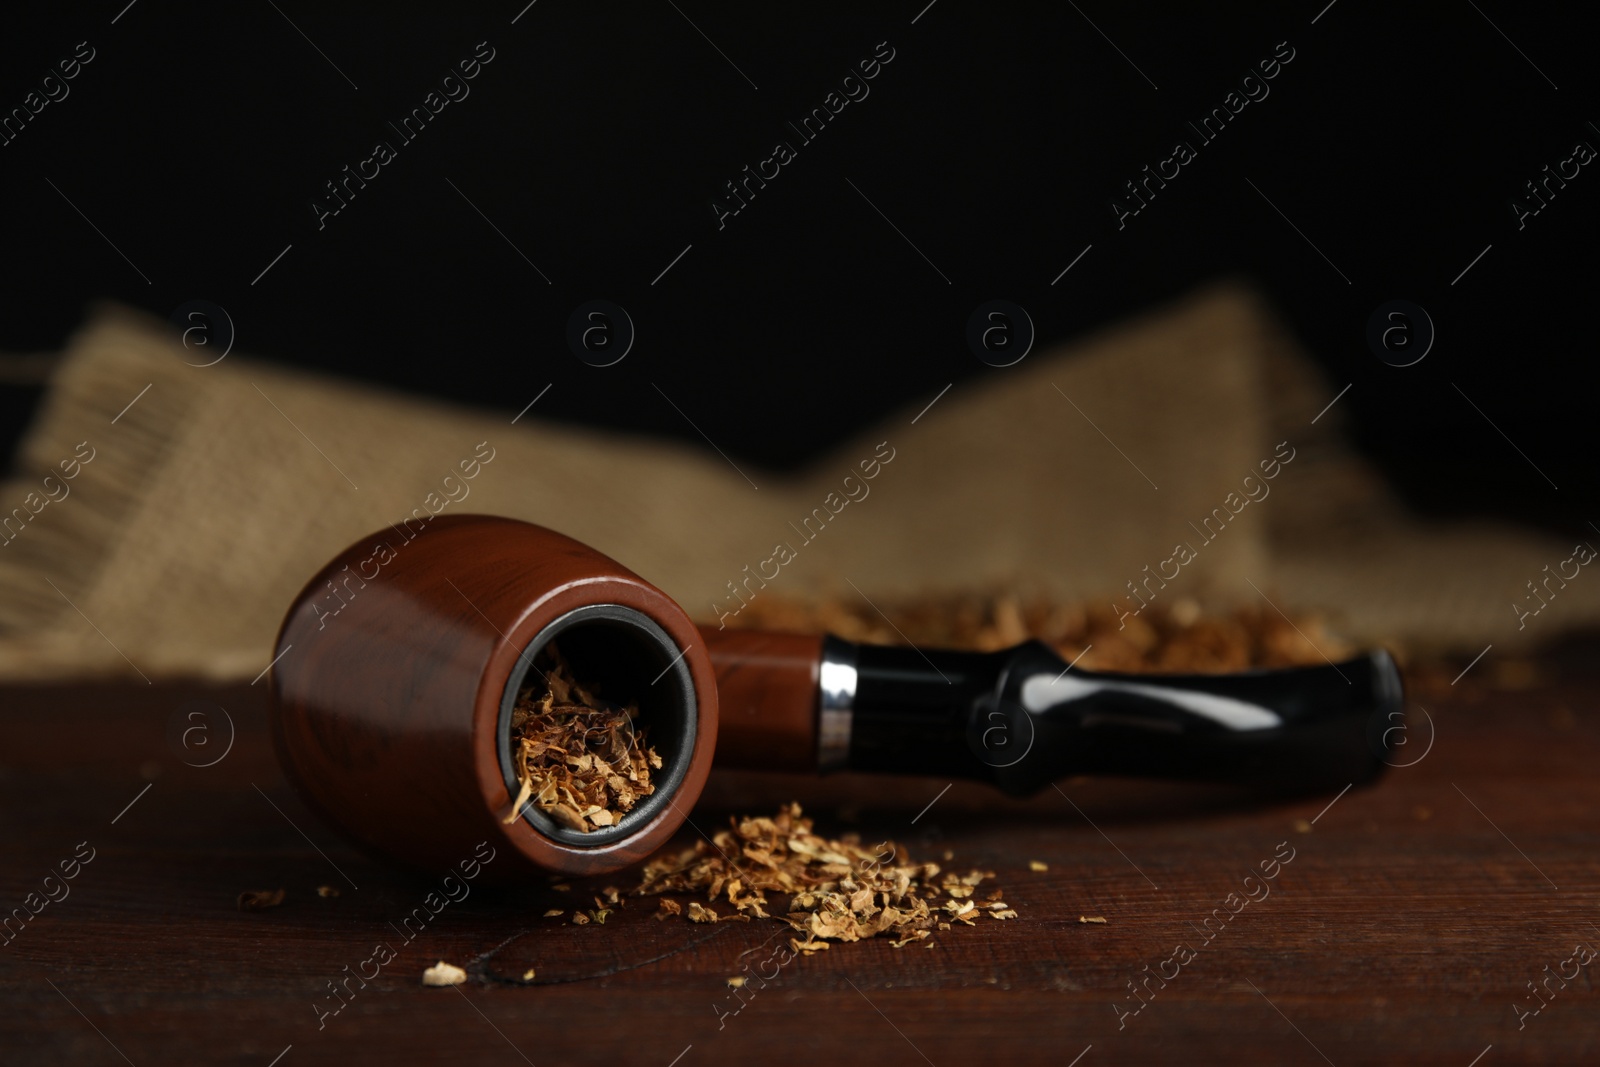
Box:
[503,641,661,832]
[635,804,1013,953]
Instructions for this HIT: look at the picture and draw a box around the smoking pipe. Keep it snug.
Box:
[270,515,1402,879]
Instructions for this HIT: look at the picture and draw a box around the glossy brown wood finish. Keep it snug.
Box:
[269,515,718,880]
[701,629,823,772]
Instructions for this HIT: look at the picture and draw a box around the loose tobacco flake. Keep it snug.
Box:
[422,961,467,987]
[503,642,662,833]
[237,888,285,912]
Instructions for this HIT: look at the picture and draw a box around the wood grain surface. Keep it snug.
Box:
[1,661,1596,1066]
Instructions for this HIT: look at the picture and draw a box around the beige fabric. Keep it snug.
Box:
[0,286,1588,680]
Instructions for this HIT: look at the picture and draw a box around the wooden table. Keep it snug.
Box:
[2,660,1596,1066]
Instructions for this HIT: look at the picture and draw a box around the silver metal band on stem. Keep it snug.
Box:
[817,635,857,772]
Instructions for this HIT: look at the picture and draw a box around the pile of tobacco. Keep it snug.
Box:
[505,642,661,832]
[713,591,1353,673]
[636,803,1012,952]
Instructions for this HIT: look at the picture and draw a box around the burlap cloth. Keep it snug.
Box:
[0,285,1589,681]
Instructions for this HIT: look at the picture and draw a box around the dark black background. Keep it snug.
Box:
[1,1,1592,532]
